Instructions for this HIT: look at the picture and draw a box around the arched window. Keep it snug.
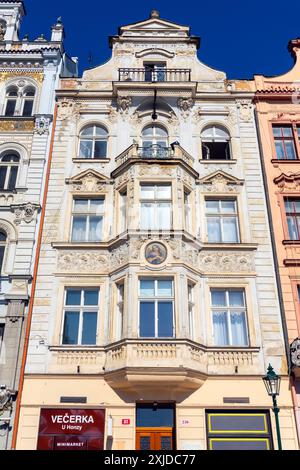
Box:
[79,125,108,159]
[0,152,20,190]
[5,86,18,117]
[0,230,7,274]
[201,125,231,160]
[22,86,35,117]
[141,125,169,158]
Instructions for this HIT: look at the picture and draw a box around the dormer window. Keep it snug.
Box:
[201,126,231,160]
[144,62,166,82]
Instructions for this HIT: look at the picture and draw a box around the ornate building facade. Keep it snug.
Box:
[0,1,77,449]
[13,11,298,450]
[254,38,300,446]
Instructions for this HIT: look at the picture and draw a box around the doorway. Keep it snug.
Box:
[136,403,175,450]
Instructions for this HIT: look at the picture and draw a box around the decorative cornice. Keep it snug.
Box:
[274,173,300,191]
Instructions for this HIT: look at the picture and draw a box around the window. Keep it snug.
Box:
[188,283,195,341]
[115,282,124,341]
[206,411,272,450]
[4,86,18,116]
[273,125,296,160]
[71,198,104,242]
[0,152,19,190]
[184,190,191,231]
[201,126,231,160]
[120,190,127,232]
[144,63,166,82]
[79,125,108,159]
[0,230,6,274]
[140,184,172,230]
[211,289,249,346]
[0,323,4,355]
[22,87,35,117]
[206,199,239,243]
[62,288,99,345]
[285,199,300,240]
[141,125,168,158]
[139,279,174,338]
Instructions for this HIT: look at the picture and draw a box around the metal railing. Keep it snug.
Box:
[138,145,172,159]
[118,68,191,82]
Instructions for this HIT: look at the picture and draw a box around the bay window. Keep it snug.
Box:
[62,288,99,345]
[71,198,104,242]
[140,184,172,230]
[206,199,239,243]
[211,289,249,347]
[139,279,174,338]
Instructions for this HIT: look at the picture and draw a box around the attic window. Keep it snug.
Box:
[201,126,231,160]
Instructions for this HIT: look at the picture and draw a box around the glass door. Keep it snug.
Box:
[136,403,175,450]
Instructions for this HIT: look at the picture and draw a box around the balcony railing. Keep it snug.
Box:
[118,68,191,82]
[115,143,194,167]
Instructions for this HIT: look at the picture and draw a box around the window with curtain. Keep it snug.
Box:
[211,289,249,346]
[201,126,231,160]
[140,184,172,230]
[285,198,300,240]
[4,86,18,116]
[273,125,297,160]
[62,288,99,345]
[71,198,104,242]
[139,279,174,338]
[0,152,20,190]
[115,282,124,341]
[206,199,239,243]
[79,125,108,159]
[22,86,35,116]
[0,230,6,275]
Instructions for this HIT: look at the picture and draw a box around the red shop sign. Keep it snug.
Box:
[122,418,131,425]
[37,408,105,451]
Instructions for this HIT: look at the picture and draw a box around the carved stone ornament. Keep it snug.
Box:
[58,252,109,273]
[236,99,253,122]
[199,252,255,273]
[0,22,6,41]
[290,338,300,368]
[117,96,132,115]
[139,165,174,177]
[274,173,300,192]
[167,111,179,133]
[57,99,81,121]
[177,97,194,119]
[199,171,244,193]
[14,203,38,225]
[107,106,118,123]
[0,386,14,415]
[67,170,111,193]
[34,116,51,135]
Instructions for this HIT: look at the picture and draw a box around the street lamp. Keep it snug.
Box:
[262,364,282,450]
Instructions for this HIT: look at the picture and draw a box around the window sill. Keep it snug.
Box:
[52,241,109,249]
[202,242,257,250]
[282,240,300,245]
[271,159,300,164]
[199,159,237,164]
[72,158,111,163]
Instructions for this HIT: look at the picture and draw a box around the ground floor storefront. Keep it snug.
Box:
[15,376,299,450]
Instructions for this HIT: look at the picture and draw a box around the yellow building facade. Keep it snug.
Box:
[14,12,298,450]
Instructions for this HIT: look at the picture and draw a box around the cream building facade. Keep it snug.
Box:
[15,11,298,450]
[0,0,77,450]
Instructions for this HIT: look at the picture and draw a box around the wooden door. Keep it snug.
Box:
[136,428,174,450]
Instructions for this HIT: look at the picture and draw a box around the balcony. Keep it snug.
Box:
[113,143,197,177]
[118,68,191,82]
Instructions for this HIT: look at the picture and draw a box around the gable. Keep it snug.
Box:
[199,171,244,193]
[66,170,112,193]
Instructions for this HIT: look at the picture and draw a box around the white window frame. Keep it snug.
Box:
[138,278,175,338]
[61,288,100,345]
[119,190,127,232]
[184,189,192,232]
[188,282,195,341]
[140,184,172,230]
[211,288,249,347]
[78,125,108,159]
[71,198,105,242]
[115,282,124,341]
[0,153,20,191]
[206,198,240,243]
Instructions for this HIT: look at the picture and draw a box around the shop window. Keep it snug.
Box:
[201,126,231,160]
[62,288,99,345]
[71,198,104,242]
[140,184,172,230]
[139,279,174,338]
[206,411,273,450]
[211,289,249,347]
[206,199,239,243]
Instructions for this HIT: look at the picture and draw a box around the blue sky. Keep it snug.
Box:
[22,0,300,79]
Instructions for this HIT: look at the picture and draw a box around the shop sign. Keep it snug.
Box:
[122,418,131,425]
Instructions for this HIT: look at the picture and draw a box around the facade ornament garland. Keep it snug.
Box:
[117,96,132,115]
[177,97,194,119]
[107,106,118,124]
[274,173,300,192]
[58,252,109,273]
[199,171,244,193]
[0,120,35,132]
[67,171,111,193]
[34,115,51,135]
[236,99,253,122]
[13,203,39,225]
[0,71,44,84]
[57,99,81,121]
